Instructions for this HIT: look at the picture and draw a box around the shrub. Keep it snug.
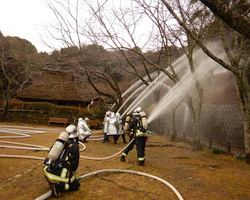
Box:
[24,102,56,110]
[90,108,106,119]
[2,101,107,125]
[53,105,79,114]
[0,100,3,107]
[211,147,226,154]
[235,154,246,161]
[9,102,24,109]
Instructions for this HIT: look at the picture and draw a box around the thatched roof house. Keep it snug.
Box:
[15,69,99,107]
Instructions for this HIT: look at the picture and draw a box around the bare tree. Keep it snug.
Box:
[134,0,215,148]
[44,1,250,158]
[45,0,181,114]
[43,1,128,110]
[175,0,215,149]
[79,44,125,109]
[161,0,250,162]
[0,33,39,120]
[199,0,250,39]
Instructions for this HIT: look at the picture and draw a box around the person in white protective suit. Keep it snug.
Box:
[77,117,92,143]
[103,111,111,143]
[106,112,120,144]
[115,112,127,143]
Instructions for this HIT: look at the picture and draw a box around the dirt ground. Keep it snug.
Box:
[0,123,249,200]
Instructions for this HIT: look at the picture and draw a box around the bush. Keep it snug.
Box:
[89,108,106,119]
[2,101,107,125]
[9,102,24,109]
[24,102,56,110]
[211,147,226,154]
[0,100,3,107]
[236,154,246,161]
[79,109,90,116]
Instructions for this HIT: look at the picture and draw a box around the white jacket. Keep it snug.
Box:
[77,119,92,139]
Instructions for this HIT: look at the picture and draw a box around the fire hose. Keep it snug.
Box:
[0,138,184,200]
[0,126,184,200]
[35,169,184,200]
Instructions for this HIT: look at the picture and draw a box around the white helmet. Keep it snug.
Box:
[78,118,83,122]
[85,117,89,121]
[109,112,114,118]
[65,124,77,138]
[106,111,111,116]
[136,106,142,113]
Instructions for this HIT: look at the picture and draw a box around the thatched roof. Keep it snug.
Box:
[16,71,97,102]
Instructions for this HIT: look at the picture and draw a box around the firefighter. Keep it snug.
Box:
[120,110,138,162]
[103,111,111,143]
[120,107,148,166]
[134,106,148,165]
[77,117,92,143]
[107,112,119,144]
[115,112,127,143]
[43,124,80,197]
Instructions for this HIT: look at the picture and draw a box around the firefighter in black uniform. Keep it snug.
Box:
[43,124,80,197]
[120,111,136,162]
[120,106,148,166]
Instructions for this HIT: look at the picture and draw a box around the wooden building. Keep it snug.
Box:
[15,68,99,108]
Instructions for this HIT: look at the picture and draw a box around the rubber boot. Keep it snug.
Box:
[50,184,61,197]
[120,155,127,162]
[122,134,127,143]
[136,160,145,166]
[83,138,88,143]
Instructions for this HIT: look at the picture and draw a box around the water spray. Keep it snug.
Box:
[116,42,228,126]
[117,84,147,114]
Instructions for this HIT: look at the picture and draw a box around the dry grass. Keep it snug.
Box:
[0,123,250,200]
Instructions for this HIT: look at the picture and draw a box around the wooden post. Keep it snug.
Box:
[227,142,231,154]
[209,138,212,149]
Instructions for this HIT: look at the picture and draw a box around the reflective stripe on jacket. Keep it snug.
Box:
[135,130,148,137]
[43,165,76,184]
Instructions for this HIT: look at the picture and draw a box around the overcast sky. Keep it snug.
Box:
[0,0,154,53]
[0,0,54,52]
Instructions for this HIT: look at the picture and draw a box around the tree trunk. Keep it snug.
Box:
[241,88,250,162]
[0,100,9,121]
[234,70,250,163]
[186,81,204,151]
[171,106,177,141]
[242,91,250,154]
[191,113,203,151]
[199,0,250,40]
[243,112,250,164]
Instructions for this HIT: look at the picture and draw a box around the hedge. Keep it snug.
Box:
[0,101,106,126]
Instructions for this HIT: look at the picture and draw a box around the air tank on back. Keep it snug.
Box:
[124,115,131,131]
[140,111,148,129]
[47,131,69,161]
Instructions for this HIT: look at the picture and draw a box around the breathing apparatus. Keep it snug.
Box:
[44,131,69,167]
[124,115,131,131]
[140,111,148,130]
[44,124,76,167]
[134,107,149,137]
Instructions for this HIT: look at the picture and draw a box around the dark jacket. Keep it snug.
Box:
[67,138,79,171]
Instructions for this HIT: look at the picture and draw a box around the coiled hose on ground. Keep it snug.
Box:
[35,169,184,200]
[0,125,184,200]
